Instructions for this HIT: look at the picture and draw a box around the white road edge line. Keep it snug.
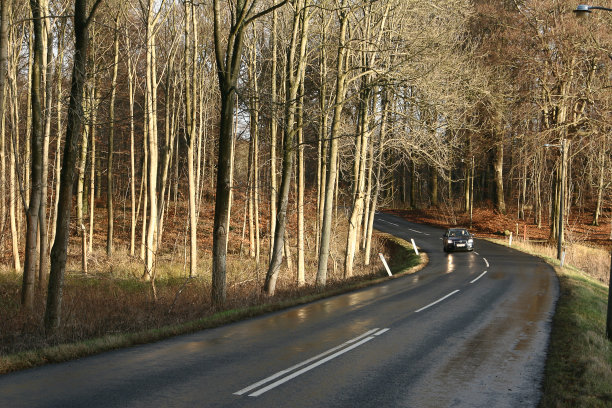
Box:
[246,331,389,397]
[470,271,488,284]
[415,290,460,313]
[484,258,490,268]
[374,328,389,336]
[234,328,380,396]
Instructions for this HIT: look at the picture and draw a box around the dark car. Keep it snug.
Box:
[443,228,474,252]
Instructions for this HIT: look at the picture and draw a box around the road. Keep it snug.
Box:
[0,213,558,407]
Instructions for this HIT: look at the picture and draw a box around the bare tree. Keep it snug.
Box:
[212,0,286,305]
[264,0,310,296]
[45,0,104,334]
[22,0,45,309]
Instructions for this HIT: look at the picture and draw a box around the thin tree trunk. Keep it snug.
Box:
[493,122,506,213]
[144,2,161,280]
[592,147,605,226]
[185,0,197,276]
[126,30,137,257]
[51,18,66,248]
[87,86,95,254]
[22,0,45,309]
[212,0,286,305]
[365,91,390,264]
[38,1,52,285]
[316,13,329,255]
[264,0,309,296]
[46,0,104,333]
[0,0,8,269]
[77,82,90,274]
[8,50,21,273]
[107,16,119,256]
[269,3,278,260]
[296,81,305,286]
[344,76,371,278]
[317,0,348,287]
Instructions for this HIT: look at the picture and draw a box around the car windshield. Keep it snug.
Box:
[449,229,468,237]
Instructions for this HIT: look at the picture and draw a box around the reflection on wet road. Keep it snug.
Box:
[0,213,558,408]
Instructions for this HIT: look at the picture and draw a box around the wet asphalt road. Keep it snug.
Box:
[0,213,558,407]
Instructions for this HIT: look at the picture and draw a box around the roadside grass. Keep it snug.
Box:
[489,238,612,407]
[0,235,423,375]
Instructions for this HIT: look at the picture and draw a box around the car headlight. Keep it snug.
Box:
[468,239,473,245]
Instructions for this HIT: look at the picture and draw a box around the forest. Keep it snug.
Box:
[0,0,611,342]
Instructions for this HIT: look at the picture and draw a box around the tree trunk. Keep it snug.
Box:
[107,16,119,256]
[317,0,348,287]
[46,0,103,334]
[493,132,506,213]
[87,85,96,254]
[143,1,160,281]
[264,0,309,296]
[431,167,438,207]
[185,0,197,276]
[0,0,8,269]
[8,55,21,273]
[22,0,45,310]
[50,18,65,249]
[269,3,278,260]
[592,147,605,226]
[296,81,305,286]
[38,1,52,285]
[125,30,136,257]
[345,81,370,278]
[365,91,390,264]
[76,80,90,274]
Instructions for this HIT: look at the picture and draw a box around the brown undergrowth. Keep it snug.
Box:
[0,194,421,372]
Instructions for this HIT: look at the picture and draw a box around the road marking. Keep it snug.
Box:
[483,258,489,268]
[474,251,480,255]
[374,328,389,336]
[415,290,460,313]
[470,271,488,284]
[235,328,388,397]
[375,217,430,236]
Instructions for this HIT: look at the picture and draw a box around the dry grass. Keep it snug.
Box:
[539,264,612,407]
[493,237,611,285]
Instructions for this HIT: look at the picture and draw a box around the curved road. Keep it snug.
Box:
[0,213,558,407]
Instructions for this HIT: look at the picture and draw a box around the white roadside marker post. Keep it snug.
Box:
[410,238,419,255]
[379,253,392,276]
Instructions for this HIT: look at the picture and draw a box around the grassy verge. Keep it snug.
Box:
[0,236,424,375]
[488,238,612,406]
[540,265,612,407]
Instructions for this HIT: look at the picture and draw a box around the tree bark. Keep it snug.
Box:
[22,0,45,310]
[269,3,278,260]
[185,0,197,276]
[317,0,349,287]
[45,0,104,334]
[212,0,287,305]
[107,16,119,256]
[0,0,9,269]
[493,132,505,214]
[264,0,310,296]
